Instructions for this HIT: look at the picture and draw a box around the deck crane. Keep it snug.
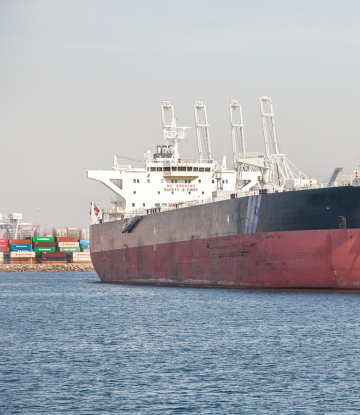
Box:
[194,101,213,162]
[260,96,308,188]
[230,99,246,168]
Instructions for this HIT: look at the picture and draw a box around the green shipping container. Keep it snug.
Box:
[59,247,81,252]
[34,247,56,252]
[33,237,54,242]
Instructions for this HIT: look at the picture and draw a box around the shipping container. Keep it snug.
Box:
[9,239,30,245]
[42,251,67,258]
[72,258,92,263]
[0,243,8,247]
[9,258,32,264]
[42,257,67,262]
[10,252,35,258]
[73,252,91,257]
[10,244,32,250]
[34,242,56,248]
[34,247,56,252]
[59,247,80,252]
[0,238,8,243]
[58,242,79,247]
[0,247,10,253]
[79,240,89,244]
[56,237,78,242]
[82,248,90,252]
[33,237,54,242]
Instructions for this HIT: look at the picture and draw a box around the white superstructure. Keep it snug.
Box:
[87,97,316,222]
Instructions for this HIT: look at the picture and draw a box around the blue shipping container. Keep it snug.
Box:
[10,244,32,250]
[80,240,89,244]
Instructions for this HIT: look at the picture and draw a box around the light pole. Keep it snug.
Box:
[37,209,42,235]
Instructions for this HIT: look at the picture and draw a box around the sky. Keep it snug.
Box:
[1,0,360,228]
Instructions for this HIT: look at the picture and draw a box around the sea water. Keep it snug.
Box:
[1,272,360,414]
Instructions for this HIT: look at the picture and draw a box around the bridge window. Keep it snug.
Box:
[147,179,150,183]
[178,167,186,172]
[132,203,135,207]
[172,167,177,171]
[193,167,198,172]
[199,180,201,183]
[161,179,164,183]
[187,167,192,171]
[151,167,156,171]
[157,167,163,171]
[205,168,211,172]
[212,180,214,183]
[143,203,145,207]
[164,167,170,171]
[199,167,204,172]
[134,191,136,194]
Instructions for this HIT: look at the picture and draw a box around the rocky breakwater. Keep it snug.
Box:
[0,264,95,273]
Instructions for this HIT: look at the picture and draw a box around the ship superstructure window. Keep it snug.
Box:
[132,203,135,207]
[199,167,204,172]
[193,167,198,172]
[134,191,136,194]
[171,180,178,183]
[151,167,156,171]
[158,191,160,194]
[147,179,150,183]
[172,167,177,171]
[155,203,160,207]
[162,203,167,207]
[205,168,211,172]
[110,179,123,189]
[202,192,204,195]
[143,203,145,207]
[178,167,186,172]
[164,167,170,172]
[157,167,163,171]
[212,180,214,183]
[133,179,136,183]
[199,180,201,183]
[187,167,192,171]
[161,179,164,183]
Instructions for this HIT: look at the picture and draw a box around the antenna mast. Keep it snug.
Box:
[194,100,213,161]
[161,100,188,160]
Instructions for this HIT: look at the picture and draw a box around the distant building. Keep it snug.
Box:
[52,228,67,237]
[34,227,47,237]
[18,227,34,239]
[79,228,89,240]
[67,227,78,238]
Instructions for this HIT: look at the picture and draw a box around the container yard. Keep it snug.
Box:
[0,231,91,265]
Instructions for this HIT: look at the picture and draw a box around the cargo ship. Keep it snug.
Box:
[87,98,360,289]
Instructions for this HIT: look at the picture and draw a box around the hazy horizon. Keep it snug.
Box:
[1,0,360,228]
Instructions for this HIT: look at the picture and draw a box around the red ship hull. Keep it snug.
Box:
[91,228,360,289]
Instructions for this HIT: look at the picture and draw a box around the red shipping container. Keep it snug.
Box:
[9,239,30,245]
[0,243,8,247]
[0,247,9,252]
[0,238,8,244]
[42,252,67,258]
[34,242,56,248]
[56,237,78,242]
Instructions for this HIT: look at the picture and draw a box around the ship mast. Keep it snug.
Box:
[161,100,189,161]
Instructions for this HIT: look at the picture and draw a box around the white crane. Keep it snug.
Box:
[194,100,213,162]
[260,96,308,188]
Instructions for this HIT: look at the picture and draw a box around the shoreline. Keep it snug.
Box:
[0,264,95,273]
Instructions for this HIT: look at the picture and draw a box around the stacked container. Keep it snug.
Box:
[9,239,33,263]
[72,252,91,263]
[80,240,90,252]
[0,238,8,264]
[42,251,67,264]
[57,237,80,253]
